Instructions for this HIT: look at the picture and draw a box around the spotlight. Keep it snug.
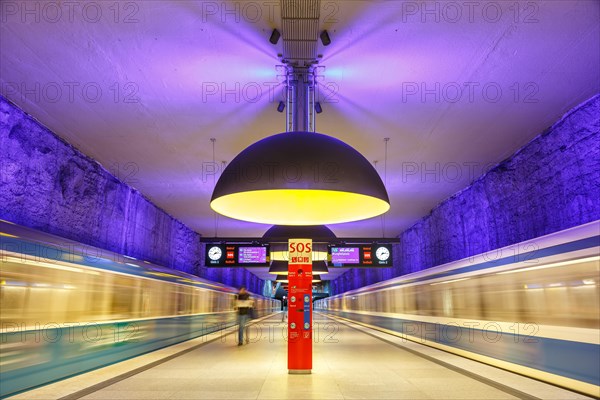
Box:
[269,29,281,45]
[315,102,322,114]
[277,101,285,113]
[320,30,331,46]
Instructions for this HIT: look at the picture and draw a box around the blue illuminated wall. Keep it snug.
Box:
[0,95,264,293]
[331,94,600,295]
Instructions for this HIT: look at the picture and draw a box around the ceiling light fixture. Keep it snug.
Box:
[269,260,329,275]
[210,132,390,225]
[269,260,288,275]
[270,250,328,262]
[265,225,333,277]
[314,101,322,114]
[209,36,389,226]
[262,225,337,242]
[320,30,331,46]
[269,29,281,45]
[312,261,329,275]
[278,274,322,283]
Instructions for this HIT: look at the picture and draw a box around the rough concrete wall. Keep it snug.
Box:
[332,94,600,295]
[0,95,264,293]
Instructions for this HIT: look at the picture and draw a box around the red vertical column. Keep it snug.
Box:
[287,238,313,374]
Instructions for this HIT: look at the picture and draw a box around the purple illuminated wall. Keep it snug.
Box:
[331,94,600,295]
[0,95,264,293]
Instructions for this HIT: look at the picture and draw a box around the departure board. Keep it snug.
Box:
[330,247,360,264]
[329,244,392,267]
[238,246,267,264]
[205,244,270,266]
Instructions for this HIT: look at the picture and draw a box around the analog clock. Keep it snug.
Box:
[375,246,390,261]
[208,246,223,261]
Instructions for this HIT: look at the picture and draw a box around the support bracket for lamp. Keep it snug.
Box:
[286,67,316,132]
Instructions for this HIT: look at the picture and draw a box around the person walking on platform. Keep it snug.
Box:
[235,286,253,345]
[281,295,288,321]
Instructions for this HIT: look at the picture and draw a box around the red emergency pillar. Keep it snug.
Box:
[287,238,313,374]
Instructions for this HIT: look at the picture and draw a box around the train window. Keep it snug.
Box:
[84,274,111,322]
[415,285,433,315]
[390,288,403,313]
[175,286,192,314]
[191,288,201,313]
[403,286,418,314]
[111,275,138,319]
[569,283,599,329]
[450,280,482,320]
[519,259,599,328]
[0,279,27,324]
[428,287,444,317]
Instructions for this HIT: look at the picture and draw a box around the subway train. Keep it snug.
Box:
[0,220,280,398]
[315,221,600,397]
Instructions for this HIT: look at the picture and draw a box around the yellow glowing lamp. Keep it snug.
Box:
[270,250,328,262]
[276,274,322,283]
[211,190,389,225]
[269,260,328,275]
[210,132,390,225]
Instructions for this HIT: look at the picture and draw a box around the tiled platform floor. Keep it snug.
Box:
[9,314,594,400]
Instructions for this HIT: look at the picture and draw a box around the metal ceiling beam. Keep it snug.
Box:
[280,0,321,66]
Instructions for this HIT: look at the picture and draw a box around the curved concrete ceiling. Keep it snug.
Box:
[1,1,598,265]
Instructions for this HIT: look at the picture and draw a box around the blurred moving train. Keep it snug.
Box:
[0,220,280,398]
[315,221,600,397]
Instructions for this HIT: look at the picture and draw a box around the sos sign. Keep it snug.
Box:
[288,239,312,265]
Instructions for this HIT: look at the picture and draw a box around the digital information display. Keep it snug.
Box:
[205,244,270,267]
[238,246,267,264]
[329,244,392,267]
[330,247,360,264]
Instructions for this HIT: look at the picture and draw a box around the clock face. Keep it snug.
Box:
[375,246,390,261]
[208,246,223,261]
